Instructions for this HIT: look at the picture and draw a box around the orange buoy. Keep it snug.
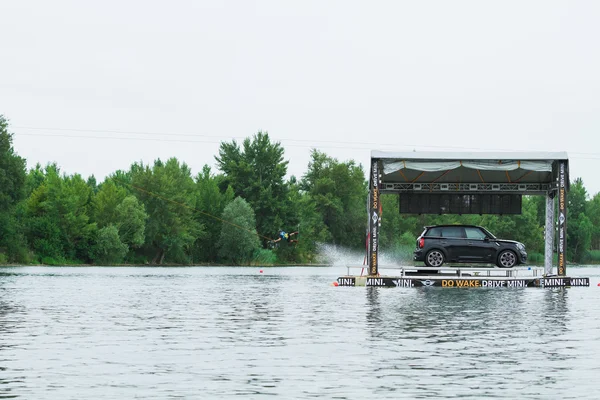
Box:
[333,281,339,286]
[259,270,263,273]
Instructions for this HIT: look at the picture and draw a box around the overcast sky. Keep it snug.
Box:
[2,1,599,195]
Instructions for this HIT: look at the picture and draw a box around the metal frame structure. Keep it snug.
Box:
[382,182,550,194]
[368,151,569,277]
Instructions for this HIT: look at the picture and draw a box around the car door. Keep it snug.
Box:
[464,227,496,262]
[440,226,467,262]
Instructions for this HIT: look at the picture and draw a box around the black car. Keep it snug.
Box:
[413,225,527,268]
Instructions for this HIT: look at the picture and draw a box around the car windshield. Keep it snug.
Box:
[481,227,496,239]
[464,227,485,239]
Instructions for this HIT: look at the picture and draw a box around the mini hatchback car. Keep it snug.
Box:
[413,225,527,268]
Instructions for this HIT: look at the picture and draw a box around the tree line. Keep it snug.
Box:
[1,114,599,265]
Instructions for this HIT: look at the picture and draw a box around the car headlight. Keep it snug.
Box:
[516,243,525,251]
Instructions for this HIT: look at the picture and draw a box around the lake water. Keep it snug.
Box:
[1,266,599,399]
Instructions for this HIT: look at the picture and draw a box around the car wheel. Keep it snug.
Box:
[497,250,517,268]
[425,249,445,267]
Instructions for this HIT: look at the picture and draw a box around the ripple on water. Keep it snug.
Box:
[0,266,599,399]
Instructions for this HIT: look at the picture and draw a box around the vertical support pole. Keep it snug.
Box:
[368,159,381,276]
[557,161,567,276]
[544,193,555,276]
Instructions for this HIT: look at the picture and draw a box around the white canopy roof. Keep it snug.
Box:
[371,150,568,161]
[371,150,568,189]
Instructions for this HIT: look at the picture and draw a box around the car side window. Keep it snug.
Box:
[465,227,487,240]
[444,226,465,238]
[426,227,442,237]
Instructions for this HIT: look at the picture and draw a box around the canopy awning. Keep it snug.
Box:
[371,151,569,193]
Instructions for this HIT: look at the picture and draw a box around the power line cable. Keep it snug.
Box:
[12,128,600,159]
[13,132,371,151]
[13,126,492,149]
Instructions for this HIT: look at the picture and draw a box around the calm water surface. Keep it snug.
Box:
[1,266,600,399]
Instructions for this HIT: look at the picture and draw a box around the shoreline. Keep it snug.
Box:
[1,262,594,268]
[0,263,333,268]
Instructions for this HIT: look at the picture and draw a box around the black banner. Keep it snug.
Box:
[337,277,356,286]
[538,277,589,287]
[364,277,535,288]
[399,193,522,215]
[336,276,590,288]
[368,159,381,276]
[558,162,567,276]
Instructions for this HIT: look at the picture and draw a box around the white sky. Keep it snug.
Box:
[2,1,600,195]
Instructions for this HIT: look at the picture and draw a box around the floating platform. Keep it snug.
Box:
[337,265,590,288]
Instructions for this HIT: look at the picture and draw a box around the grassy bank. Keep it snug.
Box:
[0,262,331,268]
[0,246,329,268]
[5,247,600,268]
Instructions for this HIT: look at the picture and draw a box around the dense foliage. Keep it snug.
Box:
[217,197,260,264]
[1,114,600,265]
[0,116,27,262]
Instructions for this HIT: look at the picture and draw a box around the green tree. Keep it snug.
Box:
[568,178,591,262]
[24,163,48,197]
[92,225,128,265]
[87,175,98,194]
[130,158,203,264]
[115,195,147,248]
[0,116,26,210]
[91,179,147,260]
[92,180,128,227]
[301,150,368,249]
[215,132,290,240]
[529,195,547,228]
[571,213,593,263]
[217,197,260,264]
[0,115,27,261]
[23,166,97,263]
[569,178,587,218]
[279,177,329,263]
[192,165,234,262]
[586,193,600,249]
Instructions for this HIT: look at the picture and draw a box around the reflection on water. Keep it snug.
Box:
[0,266,599,399]
[0,282,27,399]
[540,288,570,334]
[361,287,584,398]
